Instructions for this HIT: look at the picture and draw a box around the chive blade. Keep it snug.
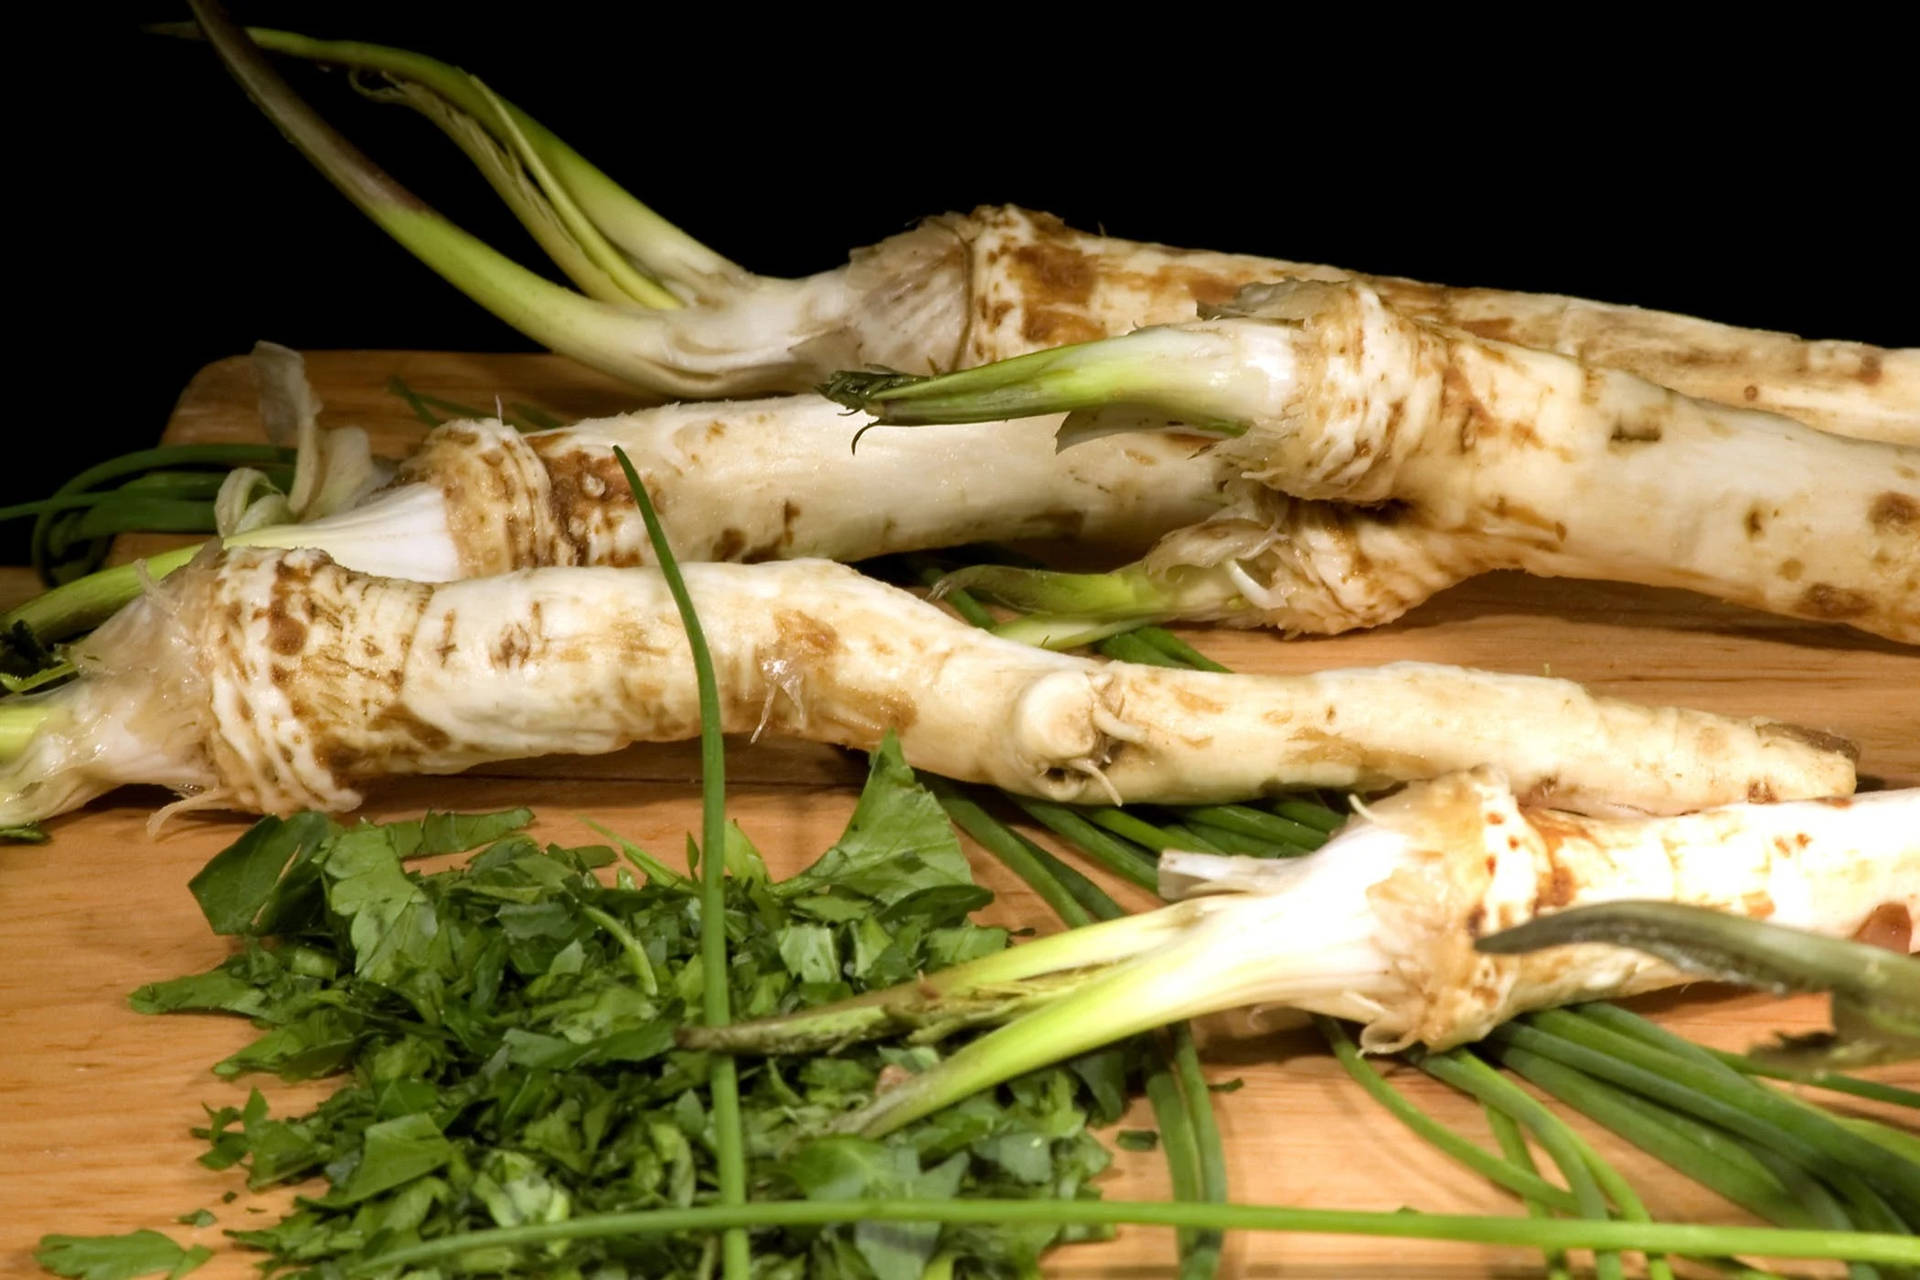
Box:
[1317,1019,1579,1213]
[1485,1103,1573,1280]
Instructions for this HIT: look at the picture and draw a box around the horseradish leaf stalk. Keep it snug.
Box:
[153,20,738,300]
[183,3,735,394]
[832,280,1920,643]
[181,20,1920,440]
[687,771,1918,1135]
[1482,903,1920,1068]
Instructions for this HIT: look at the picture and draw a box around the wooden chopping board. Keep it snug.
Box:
[1,351,1914,1279]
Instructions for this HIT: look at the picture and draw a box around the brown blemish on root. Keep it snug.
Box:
[491,622,535,670]
[434,610,460,664]
[769,608,921,736]
[1860,352,1884,385]
[1523,809,1593,862]
[1168,686,1225,718]
[1778,558,1805,582]
[369,703,453,753]
[1609,420,1664,445]
[1539,859,1578,909]
[1745,506,1767,538]
[1755,720,1859,762]
[1852,902,1913,953]
[1438,360,1494,454]
[1282,726,1434,778]
[1870,492,1918,531]
[1796,582,1873,620]
[266,603,307,657]
[532,441,641,568]
[1006,235,1099,347]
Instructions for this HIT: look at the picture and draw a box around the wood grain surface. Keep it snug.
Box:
[2,352,1914,1279]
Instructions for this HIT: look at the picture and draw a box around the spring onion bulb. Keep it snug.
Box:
[687,770,1918,1137]
[0,547,1854,827]
[835,280,1920,643]
[188,17,1919,443]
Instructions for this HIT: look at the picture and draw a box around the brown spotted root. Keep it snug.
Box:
[0,548,1857,828]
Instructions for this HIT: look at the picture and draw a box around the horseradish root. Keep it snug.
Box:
[0,548,1854,826]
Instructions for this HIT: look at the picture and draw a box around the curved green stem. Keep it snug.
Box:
[612,445,747,1279]
[822,328,1244,430]
[155,22,737,291]
[182,4,740,396]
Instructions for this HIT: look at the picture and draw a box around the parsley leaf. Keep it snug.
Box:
[63,739,1128,1278]
[34,1231,210,1280]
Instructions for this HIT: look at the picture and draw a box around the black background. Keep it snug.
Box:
[20,7,1915,559]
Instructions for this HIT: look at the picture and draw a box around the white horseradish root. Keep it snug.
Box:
[0,548,1856,827]
[843,279,1920,643]
[9,391,1232,645]
[402,401,1226,578]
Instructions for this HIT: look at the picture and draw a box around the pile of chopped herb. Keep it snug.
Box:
[39,740,1129,1279]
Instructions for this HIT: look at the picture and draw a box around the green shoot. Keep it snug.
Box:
[935,563,1177,627]
[1481,902,1920,1069]
[153,21,738,294]
[922,783,1228,1278]
[385,375,564,433]
[611,445,748,1279]
[992,612,1164,651]
[820,324,1257,432]
[0,703,53,760]
[1489,1014,1920,1217]
[18,443,293,588]
[182,5,742,396]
